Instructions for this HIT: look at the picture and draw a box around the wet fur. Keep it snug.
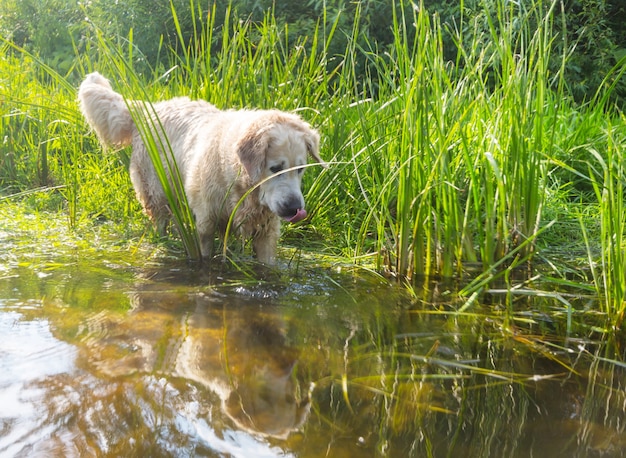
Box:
[78,72,324,263]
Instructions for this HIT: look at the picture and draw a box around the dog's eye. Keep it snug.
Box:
[269,165,283,174]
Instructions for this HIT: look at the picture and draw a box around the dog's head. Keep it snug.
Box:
[236,112,325,222]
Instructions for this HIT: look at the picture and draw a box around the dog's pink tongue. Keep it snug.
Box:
[286,208,307,223]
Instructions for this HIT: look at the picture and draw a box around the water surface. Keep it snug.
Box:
[1,216,625,457]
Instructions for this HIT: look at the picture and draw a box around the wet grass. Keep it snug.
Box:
[1,0,626,326]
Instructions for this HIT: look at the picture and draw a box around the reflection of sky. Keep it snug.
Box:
[0,307,293,457]
[0,308,78,455]
[0,309,77,386]
[193,416,294,458]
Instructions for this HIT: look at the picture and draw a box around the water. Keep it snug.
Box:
[1,217,626,457]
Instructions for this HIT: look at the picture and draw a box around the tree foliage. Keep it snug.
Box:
[0,0,624,104]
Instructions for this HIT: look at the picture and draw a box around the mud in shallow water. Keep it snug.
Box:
[1,228,626,457]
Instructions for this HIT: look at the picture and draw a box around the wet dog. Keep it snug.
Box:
[78,72,324,263]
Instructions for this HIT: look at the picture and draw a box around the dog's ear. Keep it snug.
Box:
[236,126,270,182]
[303,128,327,169]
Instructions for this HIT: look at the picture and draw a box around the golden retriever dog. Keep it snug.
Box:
[78,72,324,263]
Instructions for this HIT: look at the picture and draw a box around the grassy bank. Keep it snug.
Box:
[1,1,625,322]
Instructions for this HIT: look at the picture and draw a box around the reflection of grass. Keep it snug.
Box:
[298,294,622,456]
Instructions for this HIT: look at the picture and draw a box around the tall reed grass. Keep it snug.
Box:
[585,120,626,325]
[2,0,626,320]
[319,0,564,283]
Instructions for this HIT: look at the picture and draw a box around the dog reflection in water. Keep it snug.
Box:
[175,304,312,439]
[87,290,311,440]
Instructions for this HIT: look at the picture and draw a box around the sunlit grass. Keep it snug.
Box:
[586,119,626,324]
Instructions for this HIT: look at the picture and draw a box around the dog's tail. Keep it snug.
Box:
[78,72,134,147]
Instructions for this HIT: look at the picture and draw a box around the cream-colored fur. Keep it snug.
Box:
[78,72,324,263]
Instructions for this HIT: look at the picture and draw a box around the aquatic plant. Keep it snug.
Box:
[585,119,626,325]
[305,0,565,284]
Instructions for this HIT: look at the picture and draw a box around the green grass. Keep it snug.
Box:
[586,118,626,323]
[1,0,626,322]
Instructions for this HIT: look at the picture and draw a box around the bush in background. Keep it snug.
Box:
[1,0,624,104]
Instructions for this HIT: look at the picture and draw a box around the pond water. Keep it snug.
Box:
[1,216,626,457]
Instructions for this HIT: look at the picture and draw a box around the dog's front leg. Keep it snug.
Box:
[196,218,217,260]
[253,235,277,264]
[252,217,281,264]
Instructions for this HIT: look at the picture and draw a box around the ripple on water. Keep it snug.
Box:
[0,310,77,384]
[0,309,78,455]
